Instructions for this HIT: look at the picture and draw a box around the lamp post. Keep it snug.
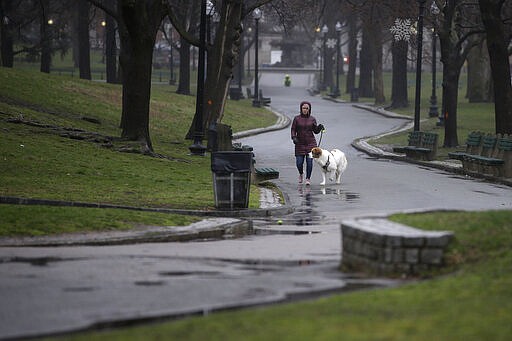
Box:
[238,30,244,98]
[188,0,207,156]
[333,21,342,98]
[429,26,439,118]
[430,2,442,125]
[321,24,328,91]
[413,0,426,132]
[252,8,262,107]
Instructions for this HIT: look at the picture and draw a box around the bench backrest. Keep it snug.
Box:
[422,132,438,157]
[497,135,512,151]
[491,134,512,159]
[480,135,498,157]
[408,131,422,146]
[465,131,484,154]
[421,132,438,146]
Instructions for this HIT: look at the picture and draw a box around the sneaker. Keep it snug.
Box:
[298,174,303,184]
[305,179,311,186]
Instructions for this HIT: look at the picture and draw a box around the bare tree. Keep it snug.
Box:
[77,0,91,80]
[390,39,409,109]
[435,0,484,147]
[478,0,512,134]
[466,39,493,102]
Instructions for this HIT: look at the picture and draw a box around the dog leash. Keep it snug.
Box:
[318,129,325,147]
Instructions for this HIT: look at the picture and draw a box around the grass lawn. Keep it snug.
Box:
[0,67,276,236]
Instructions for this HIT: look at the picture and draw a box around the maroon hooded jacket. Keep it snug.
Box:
[290,101,322,156]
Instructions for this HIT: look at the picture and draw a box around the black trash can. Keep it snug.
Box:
[211,151,253,210]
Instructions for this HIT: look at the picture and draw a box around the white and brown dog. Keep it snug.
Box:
[311,147,348,186]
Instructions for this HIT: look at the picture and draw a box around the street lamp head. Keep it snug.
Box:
[315,26,320,33]
[321,24,328,34]
[253,8,262,20]
[47,19,54,25]
[335,21,342,32]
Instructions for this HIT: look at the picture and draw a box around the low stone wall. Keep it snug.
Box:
[341,218,454,276]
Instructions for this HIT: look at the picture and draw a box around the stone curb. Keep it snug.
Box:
[0,218,252,247]
[233,107,291,139]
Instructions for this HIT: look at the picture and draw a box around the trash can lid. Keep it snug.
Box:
[211,151,253,173]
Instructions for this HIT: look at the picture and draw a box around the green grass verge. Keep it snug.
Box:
[42,210,512,341]
[0,67,276,236]
[0,204,200,236]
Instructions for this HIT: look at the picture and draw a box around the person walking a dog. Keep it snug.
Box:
[291,101,324,185]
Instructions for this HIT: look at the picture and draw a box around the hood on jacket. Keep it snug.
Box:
[300,101,312,116]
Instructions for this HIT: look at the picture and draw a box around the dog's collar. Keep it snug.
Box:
[322,155,330,170]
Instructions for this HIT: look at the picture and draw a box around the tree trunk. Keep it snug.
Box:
[466,39,492,102]
[369,24,384,104]
[118,0,164,153]
[345,15,358,94]
[187,0,244,139]
[358,26,373,98]
[40,0,51,74]
[441,62,460,147]
[437,0,475,147]
[390,39,409,109]
[0,0,14,67]
[105,11,118,84]
[77,0,91,80]
[479,0,512,134]
[176,36,191,95]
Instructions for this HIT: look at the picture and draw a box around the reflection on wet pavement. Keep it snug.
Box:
[289,185,361,225]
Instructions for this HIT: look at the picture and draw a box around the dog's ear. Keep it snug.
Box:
[311,147,321,158]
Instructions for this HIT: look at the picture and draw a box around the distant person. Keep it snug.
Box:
[290,101,324,185]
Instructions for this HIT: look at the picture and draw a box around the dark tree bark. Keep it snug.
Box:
[479,0,512,134]
[169,1,273,140]
[176,36,191,95]
[358,26,373,98]
[171,0,198,96]
[40,0,51,73]
[390,39,409,109]
[345,14,358,95]
[186,0,245,139]
[77,0,91,80]
[368,21,384,104]
[0,0,14,67]
[437,0,483,147]
[105,10,118,84]
[466,39,493,102]
[117,0,165,153]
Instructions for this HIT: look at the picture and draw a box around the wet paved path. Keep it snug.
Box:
[1,86,511,340]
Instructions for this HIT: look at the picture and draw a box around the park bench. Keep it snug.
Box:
[460,134,497,172]
[462,134,512,178]
[447,131,484,161]
[245,88,271,106]
[341,218,454,276]
[254,167,280,182]
[402,131,439,161]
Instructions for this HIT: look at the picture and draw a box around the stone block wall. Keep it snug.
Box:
[341,218,454,276]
